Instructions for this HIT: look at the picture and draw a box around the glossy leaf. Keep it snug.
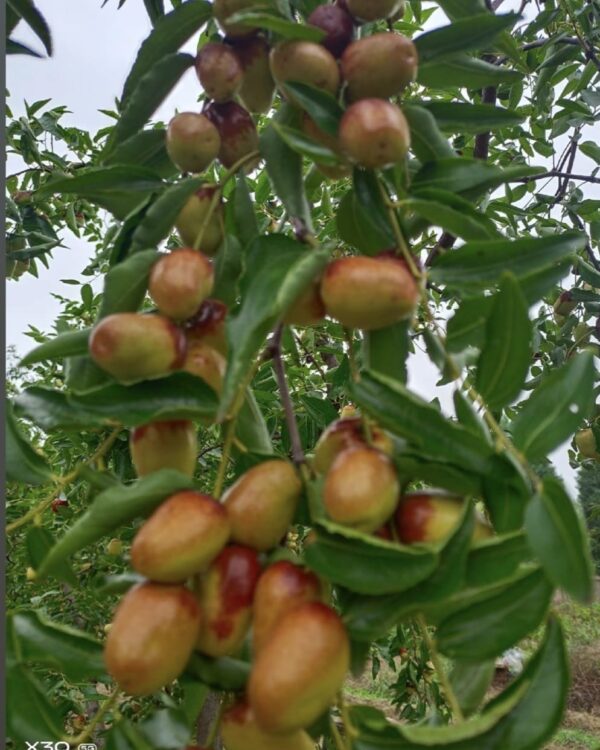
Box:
[418,55,521,89]
[26,527,77,587]
[525,477,594,603]
[227,10,325,41]
[281,82,343,138]
[450,660,496,718]
[98,248,157,318]
[104,128,176,178]
[465,532,531,588]
[362,322,410,384]
[20,328,91,366]
[187,653,251,691]
[219,235,329,418]
[482,454,531,533]
[403,105,456,163]
[36,469,195,578]
[420,101,523,134]
[6,404,52,485]
[511,353,595,460]
[337,190,392,255]
[7,666,63,745]
[475,273,531,410]
[7,0,52,56]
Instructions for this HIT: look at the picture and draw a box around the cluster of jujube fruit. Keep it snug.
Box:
[85,1,499,745]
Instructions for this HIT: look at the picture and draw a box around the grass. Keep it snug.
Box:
[548,728,600,749]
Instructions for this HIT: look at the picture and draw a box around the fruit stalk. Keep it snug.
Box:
[63,685,120,745]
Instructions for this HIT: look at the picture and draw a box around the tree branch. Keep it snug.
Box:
[269,325,305,466]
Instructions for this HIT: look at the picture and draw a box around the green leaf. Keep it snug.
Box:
[138,708,192,749]
[414,13,518,64]
[352,371,494,475]
[98,571,145,596]
[272,122,339,165]
[104,128,177,178]
[337,190,392,255]
[475,274,531,410]
[430,232,586,290]
[35,166,164,220]
[187,653,251,691]
[6,404,52,485]
[283,82,343,138]
[403,105,456,163]
[36,470,194,578]
[7,0,52,56]
[305,520,438,596]
[99,248,158,318]
[26,527,77,587]
[436,567,552,660]
[6,38,44,57]
[352,617,568,750]
[129,175,206,254]
[108,53,195,153]
[580,140,600,165]
[450,660,496,718]
[120,0,211,104]
[418,55,521,88]
[235,389,274,455]
[8,610,105,679]
[511,353,595,461]
[465,532,531,588]
[7,665,63,745]
[403,193,497,241]
[447,297,492,353]
[20,328,90,366]
[260,105,313,231]
[227,10,325,41]
[353,170,396,247]
[231,173,259,248]
[482,454,531,533]
[362,321,410,384]
[525,477,594,603]
[219,235,329,418]
[413,159,542,200]
[15,372,219,431]
[213,234,243,307]
[420,101,523,134]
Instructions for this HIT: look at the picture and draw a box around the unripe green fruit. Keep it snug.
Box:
[248,602,350,733]
[221,700,316,750]
[106,538,123,556]
[252,561,322,654]
[183,342,226,394]
[222,460,303,551]
[195,42,244,102]
[575,429,600,460]
[232,35,275,114]
[320,253,419,330]
[553,290,577,317]
[339,99,411,169]
[131,491,230,582]
[301,113,351,180]
[270,40,340,104]
[130,420,197,478]
[184,298,228,355]
[149,249,214,321]
[395,491,493,544]
[213,0,258,37]
[205,101,260,172]
[89,313,187,383]
[341,33,418,101]
[313,416,394,474]
[324,446,399,532]
[175,186,224,255]
[283,279,326,326]
[308,4,355,58]
[196,545,262,657]
[104,582,201,696]
[346,0,403,21]
[166,113,220,173]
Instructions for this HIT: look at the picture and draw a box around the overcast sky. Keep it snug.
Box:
[6,0,596,492]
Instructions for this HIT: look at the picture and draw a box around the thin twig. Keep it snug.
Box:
[417,617,465,723]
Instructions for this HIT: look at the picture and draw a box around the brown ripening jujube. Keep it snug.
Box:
[313,415,393,474]
[231,35,276,114]
[205,101,260,172]
[184,298,228,355]
[195,42,244,103]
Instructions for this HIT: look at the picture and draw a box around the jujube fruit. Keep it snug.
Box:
[213,0,258,37]
[89,313,186,383]
[341,33,418,101]
[313,415,393,474]
[323,446,399,532]
[320,253,419,330]
[166,112,220,173]
[308,4,354,58]
[252,561,322,654]
[339,98,411,169]
[221,700,316,750]
[301,113,351,180]
[270,40,340,104]
[183,342,226,394]
[283,279,326,326]
[222,460,302,551]
[104,582,201,696]
[395,491,493,544]
[184,298,228,355]
[248,602,350,733]
[346,0,403,21]
[196,545,261,657]
[205,101,260,172]
[106,538,123,556]
[131,491,230,582]
[553,290,577,317]
[232,35,275,114]
[149,249,214,321]
[575,428,600,460]
[130,420,197,478]
[195,42,244,102]
[175,186,224,255]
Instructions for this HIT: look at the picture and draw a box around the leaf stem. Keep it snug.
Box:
[64,685,120,746]
[270,324,306,467]
[417,616,464,723]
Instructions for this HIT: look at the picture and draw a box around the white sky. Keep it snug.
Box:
[6,0,595,492]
